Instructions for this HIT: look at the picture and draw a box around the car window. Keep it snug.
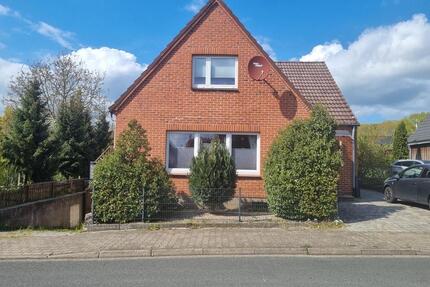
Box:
[395,161,407,166]
[402,167,424,178]
[403,161,415,167]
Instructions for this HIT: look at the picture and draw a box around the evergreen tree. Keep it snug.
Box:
[54,93,94,179]
[189,139,237,210]
[0,80,53,183]
[93,112,112,160]
[392,121,409,160]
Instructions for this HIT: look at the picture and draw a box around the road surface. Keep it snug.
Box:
[0,256,429,287]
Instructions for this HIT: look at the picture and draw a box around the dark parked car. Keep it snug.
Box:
[384,164,430,208]
[390,159,430,176]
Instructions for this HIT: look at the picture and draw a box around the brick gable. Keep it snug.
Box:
[113,0,355,197]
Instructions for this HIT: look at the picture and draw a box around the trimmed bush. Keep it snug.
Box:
[189,139,237,209]
[264,105,342,220]
[92,120,175,223]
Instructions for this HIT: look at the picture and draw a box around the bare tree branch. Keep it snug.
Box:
[5,53,107,121]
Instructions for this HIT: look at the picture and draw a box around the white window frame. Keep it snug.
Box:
[192,56,238,90]
[166,132,260,177]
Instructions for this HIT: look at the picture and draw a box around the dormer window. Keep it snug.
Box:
[192,56,238,89]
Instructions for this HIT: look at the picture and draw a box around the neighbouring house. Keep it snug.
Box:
[408,115,430,160]
[109,0,359,198]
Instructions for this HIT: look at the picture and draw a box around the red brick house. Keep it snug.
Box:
[109,0,359,198]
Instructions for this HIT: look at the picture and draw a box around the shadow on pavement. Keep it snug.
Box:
[339,202,404,223]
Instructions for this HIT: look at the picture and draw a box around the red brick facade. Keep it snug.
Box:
[112,1,356,197]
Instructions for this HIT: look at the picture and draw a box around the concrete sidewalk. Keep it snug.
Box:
[1,227,430,259]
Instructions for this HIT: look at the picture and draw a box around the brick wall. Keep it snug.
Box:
[114,3,354,197]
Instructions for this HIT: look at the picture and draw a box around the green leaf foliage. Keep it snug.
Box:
[189,139,237,209]
[357,135,391,189]
[0,107,19,187]
[92,120,176,223]
[0,80,54,183]
[54,94,94,179]
[264,105,342,220]
[392,121,409,160]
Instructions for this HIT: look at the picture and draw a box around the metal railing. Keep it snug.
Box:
[92,188,271,224]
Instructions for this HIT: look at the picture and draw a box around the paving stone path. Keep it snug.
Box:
[1,189,429,259]
[1,227,430,259]
[340,189,430,232]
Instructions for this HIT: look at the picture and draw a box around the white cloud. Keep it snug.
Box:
[70,47,147,102]
[300,14,430,122]
[0,4,10,15]
[0,58,27,113]
[35,22,74,50]
[185,0,205,14]
[300,42,343,62]
[256,36,277,61]
[0,4,76,49]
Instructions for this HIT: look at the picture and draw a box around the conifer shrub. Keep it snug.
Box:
[92,120,175,223]
[189,139,237,210]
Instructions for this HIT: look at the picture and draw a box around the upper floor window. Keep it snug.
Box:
[192,56,238,89]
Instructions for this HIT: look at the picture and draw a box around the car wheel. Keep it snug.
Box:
[384,186,396,203]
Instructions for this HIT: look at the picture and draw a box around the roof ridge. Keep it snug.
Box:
[276,61,326,64]
[109,0,313,113]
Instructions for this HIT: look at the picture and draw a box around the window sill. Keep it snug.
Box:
[167,169,260,178]
[236,171,261,178]
[192,87,239,92]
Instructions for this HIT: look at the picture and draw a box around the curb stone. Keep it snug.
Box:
[253,247,307,255]
[360,249,417,256]
[0,253,49,260]
[48,251,99,259]
[86,221,285,232]
[308,248,362,255]
[152,248,204,256]
[1,248,428,260]
[99,249,151,258]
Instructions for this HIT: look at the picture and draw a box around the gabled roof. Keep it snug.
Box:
[276,62,359,126]
[109,0,310,114]
[109,0,358,127]
[408,115,430,144]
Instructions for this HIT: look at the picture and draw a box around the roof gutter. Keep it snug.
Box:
[408,141,430,146]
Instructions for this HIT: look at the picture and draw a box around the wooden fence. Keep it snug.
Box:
[0,179,88,209]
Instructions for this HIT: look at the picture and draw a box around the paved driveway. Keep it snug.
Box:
[339,189,430,232]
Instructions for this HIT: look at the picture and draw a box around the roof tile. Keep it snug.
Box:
[408,115,430,144]
[275,61,359,126]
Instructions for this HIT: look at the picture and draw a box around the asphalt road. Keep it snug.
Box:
[0,256,429,287]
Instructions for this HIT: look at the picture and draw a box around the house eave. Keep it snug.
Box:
[408,140,430,146]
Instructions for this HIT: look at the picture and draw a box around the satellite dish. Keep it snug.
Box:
[248,56,270,81]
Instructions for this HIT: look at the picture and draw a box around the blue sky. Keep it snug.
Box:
[1,0,430,123]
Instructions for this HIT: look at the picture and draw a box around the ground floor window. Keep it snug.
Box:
[167,132,260,177]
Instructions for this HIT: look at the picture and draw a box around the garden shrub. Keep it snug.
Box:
[264,105,342,220]
[92,120,175,223]
[357,135,391,190]
[189,139,237,209]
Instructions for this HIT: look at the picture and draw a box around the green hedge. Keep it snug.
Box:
[264,105,342,220]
